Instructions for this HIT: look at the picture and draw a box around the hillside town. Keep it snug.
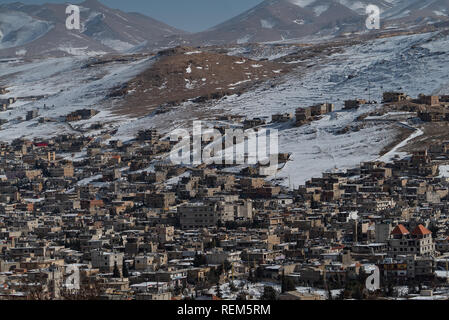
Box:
[3,91,449,301]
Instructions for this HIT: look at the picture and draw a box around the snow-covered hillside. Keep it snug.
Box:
[209,31,449,185]
[0,54,154,141]
[0,11,53,50]
[2,30,449,186]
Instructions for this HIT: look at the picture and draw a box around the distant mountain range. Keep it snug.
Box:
[1,0,449,57]
[188,0,449,45]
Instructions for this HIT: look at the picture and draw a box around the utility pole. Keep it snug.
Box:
[446,258,449,282]
[368,80,371,103]
[323,265,327,295]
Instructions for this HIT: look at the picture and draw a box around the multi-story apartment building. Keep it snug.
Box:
[388,224,435,258]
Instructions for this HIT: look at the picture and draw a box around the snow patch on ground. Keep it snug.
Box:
[100,39,135,52]
[237,35,252,44]
[377,126,423,163]
[311,4,330,16]
[438,165,449,178]
[260,19,276,29]
[289,0,317,8]
[185,51,202,55]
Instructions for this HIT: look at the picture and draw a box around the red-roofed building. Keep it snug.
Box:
[388,224,434,258]
[34,142,48,148]
[411,225,432,237]
[391,224,410,238]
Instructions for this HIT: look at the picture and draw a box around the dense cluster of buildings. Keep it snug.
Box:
[2,91,449,300]
[381,92,449,122]
[0,125,289,300]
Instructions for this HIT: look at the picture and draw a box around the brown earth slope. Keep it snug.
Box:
[112,46,289,116]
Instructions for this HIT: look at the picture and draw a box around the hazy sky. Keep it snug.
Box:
[0,0,265,32]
